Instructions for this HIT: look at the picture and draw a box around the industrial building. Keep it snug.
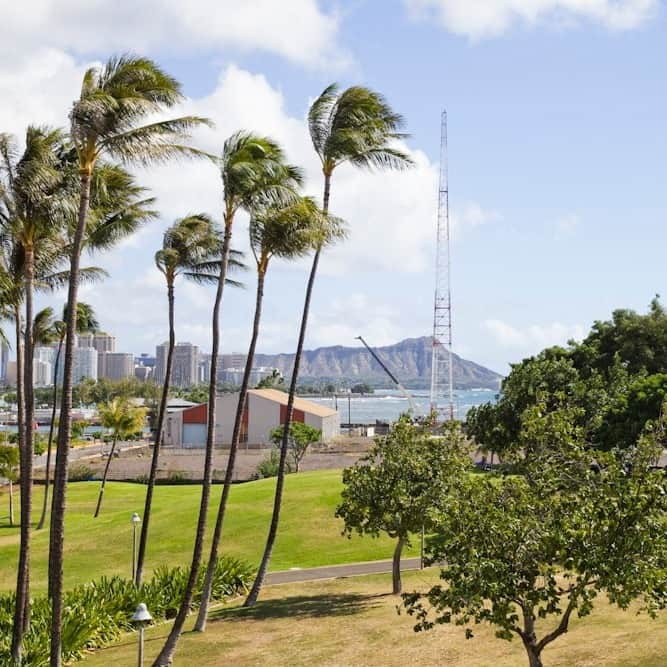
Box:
[162,388,339,448]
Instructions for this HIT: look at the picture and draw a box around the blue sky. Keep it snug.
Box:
[0,1,664,374]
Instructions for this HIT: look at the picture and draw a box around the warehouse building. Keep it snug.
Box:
[162,388,339,448]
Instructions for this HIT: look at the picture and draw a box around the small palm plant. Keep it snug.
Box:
[93,398,147,518]
[36,302,99,531]
[0,444,19,527]
[245,84,413,607]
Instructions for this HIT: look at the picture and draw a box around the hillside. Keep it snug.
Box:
[254,336,502,390]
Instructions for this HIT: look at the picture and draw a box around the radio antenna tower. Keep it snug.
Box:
[430,110,455,421]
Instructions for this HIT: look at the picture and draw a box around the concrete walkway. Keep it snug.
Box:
[265,557,422,585]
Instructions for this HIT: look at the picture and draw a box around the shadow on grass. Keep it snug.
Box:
[211,592,383,623]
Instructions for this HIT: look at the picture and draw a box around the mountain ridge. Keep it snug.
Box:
[253,336,502,390]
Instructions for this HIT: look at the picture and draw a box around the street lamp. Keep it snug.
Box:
[131,512,141,581]
[131,602,152,667]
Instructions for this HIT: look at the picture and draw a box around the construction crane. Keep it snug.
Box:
[355,336,419,415]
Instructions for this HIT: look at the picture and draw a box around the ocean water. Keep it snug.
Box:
[309,388,497,424]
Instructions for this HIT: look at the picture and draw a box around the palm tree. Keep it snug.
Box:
[93,397,146,517]
[244,84,413,607]
[153,133,301,666]
[0,127,73,661]
[134,214,242,586]
[36,302,99,531]
[0,444,19,526]
[49,55,210,667]
[195,197,344,630]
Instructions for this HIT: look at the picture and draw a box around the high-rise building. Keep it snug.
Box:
[155,342,199,387]
[136,353,156,369]
[5,361,17,386]
[98,352,134,380]
[134,365,152,381]
[221,353,246,371]
[1,342,9,383]
[78,332,116,354]
[33,359,53,387]
[57,347,97,384]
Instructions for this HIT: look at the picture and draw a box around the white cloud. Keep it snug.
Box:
[554,213,580,238]
[483,319,586,354]
[406,0,657,38]
[0,1,347,70]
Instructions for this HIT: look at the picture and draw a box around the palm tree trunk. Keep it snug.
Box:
[12,245,36,662]
[153,217,234,666]
[37,340,62,531]
[9,479,14,526]
[49,169,91,667]
[94,435,117,518]
[135,282,175,586]
[195,264,266,631]
[244,173,331,607]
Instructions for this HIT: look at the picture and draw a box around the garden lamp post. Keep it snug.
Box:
[131,602,152,666]
[131,512,141,581]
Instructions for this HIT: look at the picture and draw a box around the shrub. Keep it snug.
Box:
[69,464,95,482]
[256,447,281,478]
[0,556,253,665]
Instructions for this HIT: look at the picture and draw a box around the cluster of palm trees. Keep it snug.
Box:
[2,53,412,666]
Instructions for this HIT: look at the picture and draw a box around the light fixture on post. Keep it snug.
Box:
[131,512,141,581]
[131,602,152,667]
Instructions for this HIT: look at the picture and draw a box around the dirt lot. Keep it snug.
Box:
[49,436,374,482]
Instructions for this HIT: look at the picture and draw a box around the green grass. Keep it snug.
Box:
[81,570,667,667]
[0,470,417,594]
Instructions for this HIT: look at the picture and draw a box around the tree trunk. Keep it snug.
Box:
[94,436,117,518]
[135,281,175,586]
[244,172,331,607]
[195,263,266,631]
[392,536,405,595]
[37,339,61,530]
[49,169,91,667]
[12,244,35,662]
[152,217,234,666]
[9,478,14,526]
[524,645,543,667]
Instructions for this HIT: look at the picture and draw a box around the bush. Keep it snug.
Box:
[0,556,253,665]
[68,464,95,482]
[256,447,281,478]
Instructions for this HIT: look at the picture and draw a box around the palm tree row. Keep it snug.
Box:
[1,52,412,666]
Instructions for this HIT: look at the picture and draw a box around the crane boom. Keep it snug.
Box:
[355,336,419,415]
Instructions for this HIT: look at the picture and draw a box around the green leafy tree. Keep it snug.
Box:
[245,82,413,608]
[404,407,667,667]
[0,444,19,526]
[93,398,146,517]
[270,422,321,473]
[337,417,471,594]
[49,55,209,667]
[256,369,284,390]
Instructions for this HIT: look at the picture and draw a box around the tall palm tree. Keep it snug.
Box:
[0,127,73,661]
[49,55,210,667]
[153,133,301,666]
[195,197,344,630]
[134,214,242,585]
[93,397,146,517]
[36,302,99,531]
[244,84,413,607]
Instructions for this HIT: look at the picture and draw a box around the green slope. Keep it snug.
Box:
[0,470,416,593]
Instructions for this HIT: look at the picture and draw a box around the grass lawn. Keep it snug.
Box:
[0,469,417,593]
[81,569,667,667]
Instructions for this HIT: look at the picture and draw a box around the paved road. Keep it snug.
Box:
[265,557,423,585]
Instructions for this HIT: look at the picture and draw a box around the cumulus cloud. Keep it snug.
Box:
[0,0,347,70]
[483,319,586,354]
[406,0,658,38]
